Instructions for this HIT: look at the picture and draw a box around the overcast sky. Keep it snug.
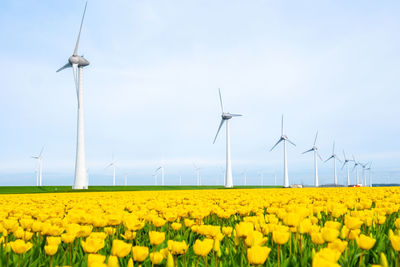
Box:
[1,0,399,186]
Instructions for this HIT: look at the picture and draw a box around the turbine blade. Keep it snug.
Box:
[313,131,318,146]
[343,150,346,160]
[213,119,225,144]
[155,167,161,172]
[39,146,45,157]
[218,88,224,112]
[281,115,284,135]
[286,139,296,146]
[270,138,283,151]
[74,1,88,56]
[302,148,313,154]
[318,152,323,161]
[336,156,342,163]
[56,62,71,72]
[230,113,242,117]
[324,155,334,163]
[341,162,346,170]
[332,141,335,154]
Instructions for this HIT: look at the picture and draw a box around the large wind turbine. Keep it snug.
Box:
[352,155,360,185]
[325,142,341,185]
[57,2,90,189]
[270,115,296,187]
[213,88,242,188]
[341,151,352,186]
[106,156,117,186]
[303,131,323,187]
[32,146,44,186]
[155,165,165,186]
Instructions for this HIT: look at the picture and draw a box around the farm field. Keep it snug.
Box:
[0,187,399,266]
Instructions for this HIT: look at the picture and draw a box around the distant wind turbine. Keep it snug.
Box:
[106,155,116,186]
[342,151,352,186]
[193,163,201,186]
[325,142,342,185]
[352,155,360,185]
[56,2,90,189]
[360,162,368,186]
[366,163,372,187]
[270,115,296,187]
[32,146,44,186]
[241,170,247,186]
[155,165,165,186]
[303,131,322,187]
[213,88,242,188]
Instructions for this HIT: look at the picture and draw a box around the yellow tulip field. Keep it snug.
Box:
[0,187,400,266]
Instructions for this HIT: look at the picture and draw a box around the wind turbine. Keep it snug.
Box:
[193,163,201,186]
[352,155,360,185]
[341,151,352,186]
[241,170,247,186]
[106,156,116,186]
[360,162,368,186]
[32,146,44,186]
[56,2,90,189]
[213,88,242,188]
[303,131,323,187]
[155,165,165,186]
[325,142,341,185]
[270,115,296,188]
[366,163,372,187]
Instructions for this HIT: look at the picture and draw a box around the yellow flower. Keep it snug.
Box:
[222,226,233,237]
[121,230,136,241]
[171,222,182,231]
[81,238,105,254]
[104,227,116,236]
[167,240,188,255]
[88,253,106,267]
[273,230,290,245]
[235,222,254,238]
[193,238,214,257]
[245,230,268,247]
[311,232,325,245]
[321,227,339,243]
[340,225,349,239]
[166,252,174,267]
[312,248,341,267]
[132,246,149,262]
[111,239,132,258]
[149,231,165,246]
[348,229,360,240]
[380,252,388,267]
[150,252,164,265]
[107,255,119,267]
[184,219,195,228]
[345,216,363,230]
[61,233,76,244]
[327,239,348,253]
[390,234,400,251]
[356,234,376,250]
[247,246,271,265]
[10,239,32,254]
[44,245,58,256]
[127,258,134,267]
[47,236,61,246]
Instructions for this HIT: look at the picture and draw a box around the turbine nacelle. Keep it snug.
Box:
[69,55,90,67]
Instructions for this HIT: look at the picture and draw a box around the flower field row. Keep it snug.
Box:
[0,187,399,266]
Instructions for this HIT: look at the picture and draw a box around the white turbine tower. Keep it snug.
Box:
[325,142,341,185]
[213,88,242,188]
[360,162,368,186]
[106,156,117,186]
[155,165,165,186]
[303,131,323,187]
[352,155,360,185]
[241,170,247,186]
[32,146,44,186]
[57,2,90,189]
[270,115,296,188]
[193,163,201,186]
[341,151,352,186]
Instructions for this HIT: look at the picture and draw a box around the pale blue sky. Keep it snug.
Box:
[1,1,399,186]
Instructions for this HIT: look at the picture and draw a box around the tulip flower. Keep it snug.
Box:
[107,255,119,267]
[247,246,271,265]
[150,251,164,265]
[132,246,149,262]
[111,239,132,258]
[356,234,376,250]
[193,238,213,257]
[149,231,165,246]
[88,254,106,267]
